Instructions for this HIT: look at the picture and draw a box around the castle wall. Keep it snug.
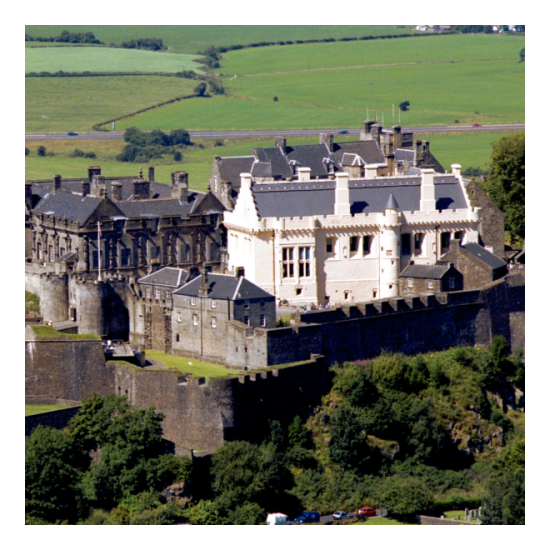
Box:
[40,274,68,323]
[25,340,114,401]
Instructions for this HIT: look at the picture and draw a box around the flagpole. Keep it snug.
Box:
[97,221,102,282]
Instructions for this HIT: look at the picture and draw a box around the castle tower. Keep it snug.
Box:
[379,193,401,299]
[40,274,69,323]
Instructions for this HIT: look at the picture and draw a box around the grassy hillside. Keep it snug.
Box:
[25,76,197,133]
[25,46,201,74]
[25,25,423,54]
[221,34,523,75]
[25,131,513,191]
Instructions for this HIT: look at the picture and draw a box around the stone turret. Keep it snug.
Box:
[379,193,401,299]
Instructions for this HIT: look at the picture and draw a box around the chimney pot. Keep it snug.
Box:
[53,174,62,191]
[148,166,155,183]
[81,180,90,197]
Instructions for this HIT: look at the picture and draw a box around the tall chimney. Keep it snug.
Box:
[171,171,189,202]
[334,172,350,216]
[415,140,423,164]
[420,169,436,211]
[111,182,123,202]
[392,125,402,150]
[148,166,155,183]
[274,137,287,153]
[88,166,101,180]
[198,266,210,296]
[371,124,381,144]
[81,180,90,197]
[320,133,334,153]
[133,179,150,200]
[53,174,62,191]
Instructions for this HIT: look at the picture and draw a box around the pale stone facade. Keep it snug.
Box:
[224,165,482,307]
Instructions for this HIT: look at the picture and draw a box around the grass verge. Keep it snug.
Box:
[30,325,100,340]
[25,403,69,415]
[144,350,233,379]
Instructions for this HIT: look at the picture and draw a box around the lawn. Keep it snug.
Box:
[30,325,100,340]
[25,26,424,55]
[145,350,234,379]
[25,46,202,74]
[221,34,524,75]
[25,131,515,192]
[25,76,198,133]
[25,403,69,415]
[119,58,524,131]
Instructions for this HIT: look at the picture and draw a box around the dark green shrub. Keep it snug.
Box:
[37,145,46,157]
[25,147,29,156]
[173,151,182,162]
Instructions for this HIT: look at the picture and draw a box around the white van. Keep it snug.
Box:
[266,513,291,525]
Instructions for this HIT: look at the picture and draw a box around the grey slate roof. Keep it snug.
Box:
[173,274,274,301]
[33,190,106,225]
[253,147,293,179]
[395,149,415,163]
[400,264,450,279]
[138,267,189,287]
[462,243,507,269]
[31,179,173,201]
[285,144,332,177]
[116,193,204,218]
[217,156,255,189]
[251,161,273,178]
[251,176,468,218]
[333,141,386,165]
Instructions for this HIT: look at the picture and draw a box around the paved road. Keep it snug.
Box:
[25,123,525,141]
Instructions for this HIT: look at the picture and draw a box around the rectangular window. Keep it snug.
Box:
[401,234,411,256]
[211,300,216,309]
[37,242,42,259]
[282,248,294,278]
[60,247,66,257]
[165,291,170,300]
[49,246,54,262]
[211,317,217,328]
[121,249,131,266]
[454,231,464,243]
[114,220,125,234]
[244,315,250,326]
[449,277,455,289]
[243,300,250,309]
[155,289,161,300]
[326,237,333,255]
[386,250,392,256]
[344,291,350,301]
[209,242,218,261]
[414,233,425,256]
[191,297,196,306]
[407,278,414,288]
[180,243,190,262]
[177,312,181,322]
[298,247,311,277]
[260,300,265,309]
[150,246,160,261]
[92,250,99,269]
[260,314,266,327]
[363,235,373,255]
[193,314,199,326]
[440,232,451,255]
[146,288,151,299]
[349,236,359,254]
[427,280,434,290]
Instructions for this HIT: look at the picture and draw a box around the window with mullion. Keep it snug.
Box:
[298,246,311,277]
[282,247,294,278]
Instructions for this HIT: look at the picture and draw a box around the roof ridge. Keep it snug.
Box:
[232,276,244,301]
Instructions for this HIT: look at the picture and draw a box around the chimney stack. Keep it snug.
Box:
[81,180,90,197]
[88,166,101,180]
[334,172,350,216]
[320,132,334,152]
[199,266,210,296]
[451,164,461,179]
[274,137,287,153]
[111,182,123,202]
[53,174,62,191]
[25,181,33,208]
[297,167,311,182]
[171,171,189,202]
[420,169,436,211]
[133,179,150,200]
[371,124,381,144]
[148,166,155,183]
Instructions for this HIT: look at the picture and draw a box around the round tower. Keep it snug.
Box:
[74,280,106,336]
[40,274,69,323]
[379,193,401,299]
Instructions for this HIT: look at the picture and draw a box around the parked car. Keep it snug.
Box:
[67,131,78,135]
[357,506,376,518]
[333,511,354,520]
[338,130,349,134]
[472,124,482,128]
[294,511,320,524]
[266,513,292,525]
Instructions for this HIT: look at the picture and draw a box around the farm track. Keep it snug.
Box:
[237,57,517,77]
[25,124,525,141]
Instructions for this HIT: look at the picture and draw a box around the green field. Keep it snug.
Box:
[25,131,512,193]
[118,35,524,131]
[25,76,198,133]
[145,350,233,379]
[25,25,423,54]
[25,403,69,415]
[221,34,523,75]
[26,46,201,74]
